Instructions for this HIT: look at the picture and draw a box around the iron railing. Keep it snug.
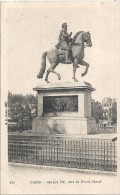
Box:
[96,126,117,134]
[8,134,117,172]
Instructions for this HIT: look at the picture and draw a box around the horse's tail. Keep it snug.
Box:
[37,52,47,79]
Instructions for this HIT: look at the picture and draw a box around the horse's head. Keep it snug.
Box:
[82,32,92,47]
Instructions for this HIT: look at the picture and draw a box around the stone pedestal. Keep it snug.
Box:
[32,82,96,135]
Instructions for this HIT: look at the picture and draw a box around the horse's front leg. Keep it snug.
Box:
[80,60,89,77]
[73,58,78,82]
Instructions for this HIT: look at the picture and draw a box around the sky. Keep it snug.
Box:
[1,1,120,102]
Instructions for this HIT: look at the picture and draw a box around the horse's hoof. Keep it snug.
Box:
[37,74,42,79]
[58,74,61,80]
[81,73,86,77]
[74,78,78,82]
[45,78,50,83]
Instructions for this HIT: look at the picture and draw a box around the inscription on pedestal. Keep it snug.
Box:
[43,95,78,113]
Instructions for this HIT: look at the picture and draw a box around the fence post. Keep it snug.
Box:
[104,141,105,171]
[114,142,116,172]
[35,139,37,164]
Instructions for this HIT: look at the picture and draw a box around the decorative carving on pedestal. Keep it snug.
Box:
[43,95,78,113]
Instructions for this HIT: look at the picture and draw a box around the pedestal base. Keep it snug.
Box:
[32,117,96,135]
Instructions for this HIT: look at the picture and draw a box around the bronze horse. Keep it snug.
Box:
[37,31,92,83]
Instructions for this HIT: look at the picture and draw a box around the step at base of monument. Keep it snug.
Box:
[32,116,96,135]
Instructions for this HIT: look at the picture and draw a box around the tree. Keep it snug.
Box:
[111,100,117,124]
[7,92,37,131]
[102,98,117,124]
[91,99,104,123]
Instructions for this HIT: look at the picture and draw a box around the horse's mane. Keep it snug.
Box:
[72,31,83,43]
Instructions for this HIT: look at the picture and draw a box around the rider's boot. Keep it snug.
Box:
[65,51,79,67]
[65,50,72,64]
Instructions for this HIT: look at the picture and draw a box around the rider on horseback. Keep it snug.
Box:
[57,23,72,64]
[37,27,92,82]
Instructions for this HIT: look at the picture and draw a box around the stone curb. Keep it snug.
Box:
[8,162,117,176]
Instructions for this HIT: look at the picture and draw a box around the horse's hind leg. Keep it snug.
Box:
[45,62,60,83]
[52,69,61,80]
[80,60,89,77]
[45,68,51,83]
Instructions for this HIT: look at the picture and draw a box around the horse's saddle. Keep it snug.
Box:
[56,41,73,62]
[56,43,72,54]
[56,48,73,64]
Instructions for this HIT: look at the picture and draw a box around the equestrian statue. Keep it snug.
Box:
[37,23,92,83]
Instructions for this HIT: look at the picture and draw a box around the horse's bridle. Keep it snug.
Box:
[82,32,92,47]
[71,32,92,47]
[71,42,89,48]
